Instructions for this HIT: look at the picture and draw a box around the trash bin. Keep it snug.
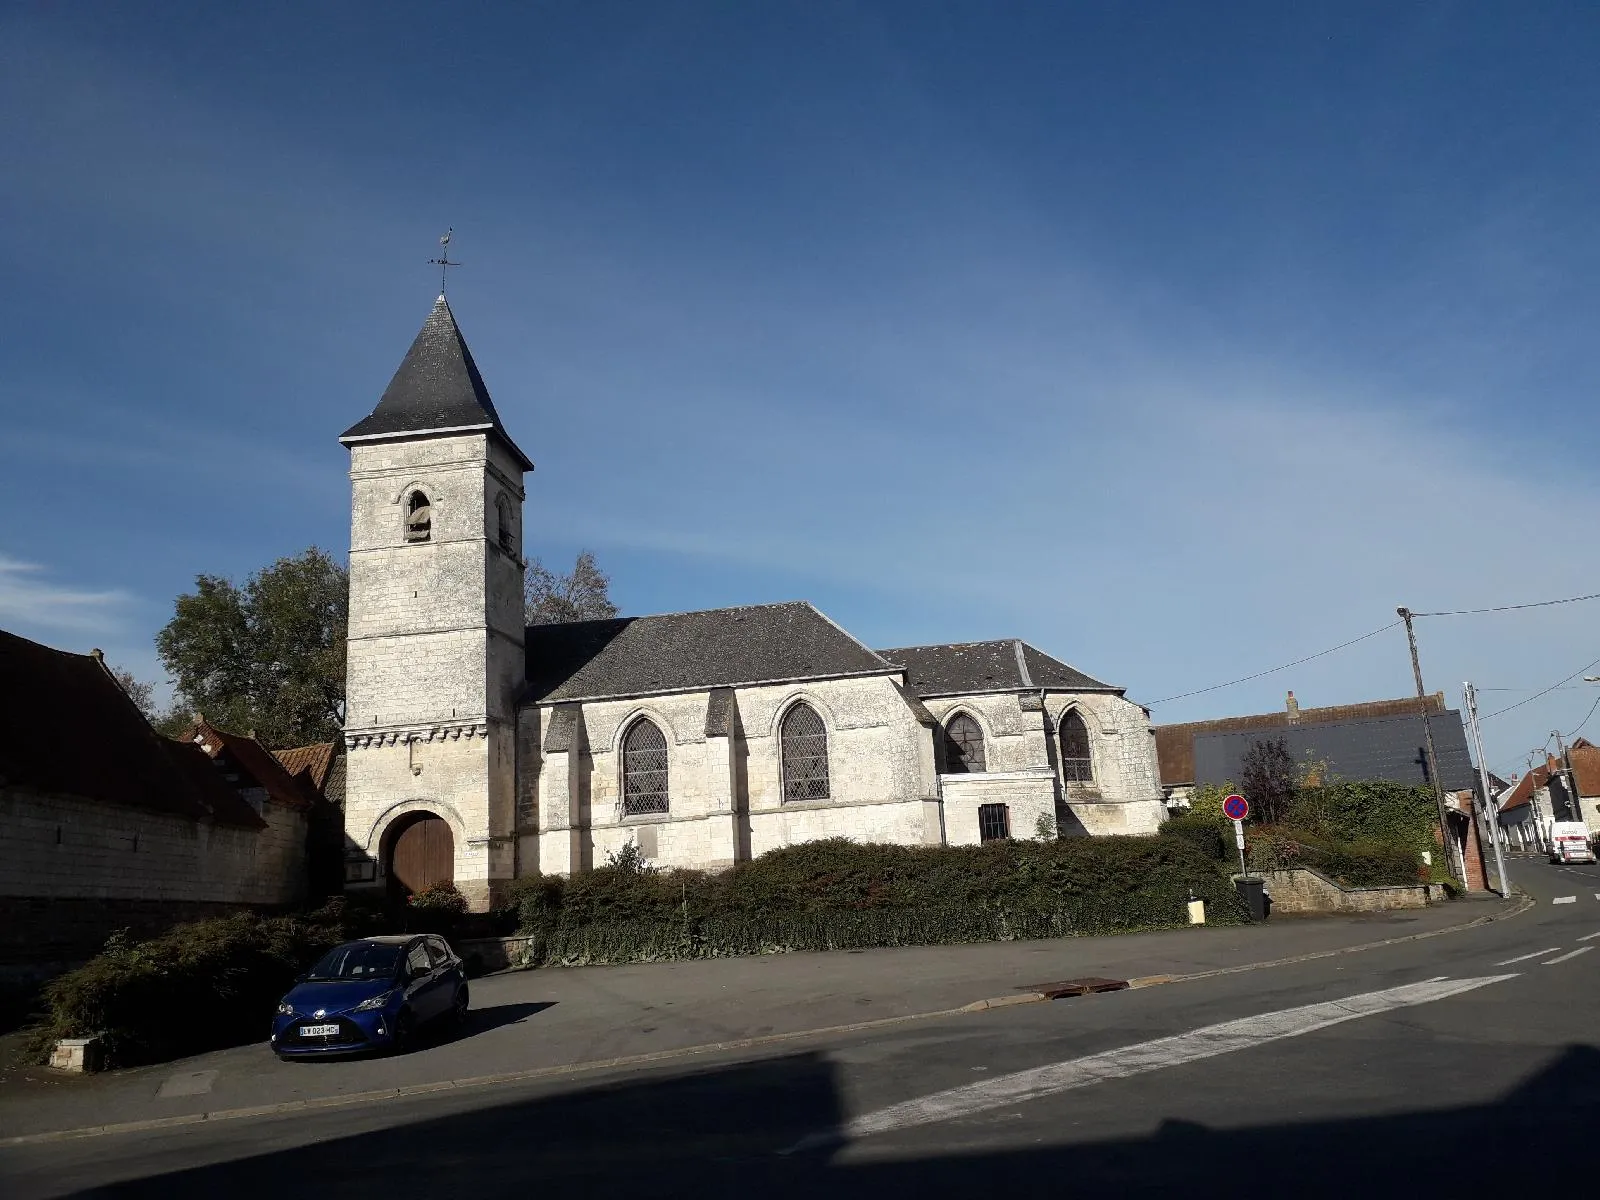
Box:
[1234,875,1268,922]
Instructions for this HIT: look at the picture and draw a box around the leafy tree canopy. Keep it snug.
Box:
[1239,736,1297,825]
[156,547,347,747]
[524,551,619,625]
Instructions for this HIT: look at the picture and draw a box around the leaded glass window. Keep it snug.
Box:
[622,719,669,815]
[1060,710,1094,783]
[781,702,830,802]
[942,713,986,774]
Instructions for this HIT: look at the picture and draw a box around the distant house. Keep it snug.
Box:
[1496,740,1600,851]
[0,629,329,982]
[1153,691,1476,801]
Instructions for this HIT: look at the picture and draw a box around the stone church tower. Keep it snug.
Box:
[339,295,533,909]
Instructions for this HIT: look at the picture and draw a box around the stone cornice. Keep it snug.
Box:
[345,719,490,749]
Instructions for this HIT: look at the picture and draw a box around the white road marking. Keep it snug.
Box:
[784,975,1516,1151]
[156,1070,218,1099]
[1494,948,1563,965]
[1577,932,1600,942]
[1542,947,1594,965]
[1553,896,1577,905]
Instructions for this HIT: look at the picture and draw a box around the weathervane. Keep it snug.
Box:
[428,227,460,294]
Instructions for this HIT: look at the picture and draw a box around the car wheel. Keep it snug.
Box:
[451,985,470,1024]
[392,1008,417,1054]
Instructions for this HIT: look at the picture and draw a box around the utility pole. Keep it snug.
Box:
[1463,682,1510,896]
[1552,729,1582,822]
[1397,608,1464,882]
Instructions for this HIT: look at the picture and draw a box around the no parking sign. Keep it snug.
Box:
[1223,794,1249,822]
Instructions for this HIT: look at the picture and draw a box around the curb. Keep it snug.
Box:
[0,895,1531,1149]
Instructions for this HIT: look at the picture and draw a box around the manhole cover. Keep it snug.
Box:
[1016,977,1129,999]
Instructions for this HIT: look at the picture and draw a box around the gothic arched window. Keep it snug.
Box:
[621,718,669,815]
[1060,710,1094,783]
[781,702,830,802]
[496,494,514,554]
[404,490,432,543]
[942,713,986,774]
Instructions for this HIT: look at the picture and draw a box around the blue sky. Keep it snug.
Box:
[3,1,1599,776]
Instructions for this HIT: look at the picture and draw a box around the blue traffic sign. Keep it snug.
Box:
[1223,794,1249,821]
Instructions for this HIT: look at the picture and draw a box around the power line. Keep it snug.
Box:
[1480,652,1600,721]
[1412,590,1600,617]
[1563,695,1600,741]
[1147,620,1403,707]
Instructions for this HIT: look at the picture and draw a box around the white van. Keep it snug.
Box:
[1549,821,1597,864]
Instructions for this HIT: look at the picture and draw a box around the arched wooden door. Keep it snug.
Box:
[387,813,453,894]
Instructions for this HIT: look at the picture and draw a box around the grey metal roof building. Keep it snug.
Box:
[1191,710,1476,792]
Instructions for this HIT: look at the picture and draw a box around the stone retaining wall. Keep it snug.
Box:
[1264,867,1446,914]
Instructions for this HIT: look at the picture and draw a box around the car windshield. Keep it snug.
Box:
[305,942,404,982]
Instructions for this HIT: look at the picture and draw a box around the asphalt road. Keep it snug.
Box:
[3,858,1598,1198]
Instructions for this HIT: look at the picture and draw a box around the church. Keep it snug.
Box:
[339,295,1168,908]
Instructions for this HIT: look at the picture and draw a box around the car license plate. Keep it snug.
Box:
[300,1023,340,1037]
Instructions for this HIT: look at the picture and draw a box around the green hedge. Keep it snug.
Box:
[515,837,1248,965]
[31,899,385,1067]
[1249,829,1422,888]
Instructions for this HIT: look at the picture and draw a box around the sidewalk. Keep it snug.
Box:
[0,899,1518,1142]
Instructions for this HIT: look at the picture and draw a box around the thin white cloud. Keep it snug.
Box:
[0,554,132,636]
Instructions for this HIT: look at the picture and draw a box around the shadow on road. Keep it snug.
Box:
[46,1043,1600,1197]
[414,1001,557,1051]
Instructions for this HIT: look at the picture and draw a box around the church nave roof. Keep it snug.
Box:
[879,639,1117,699]
[521,601,896,703]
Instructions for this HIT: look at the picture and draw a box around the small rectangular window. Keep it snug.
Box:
[978,803,1011,842]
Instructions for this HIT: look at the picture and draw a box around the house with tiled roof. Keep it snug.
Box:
[0,630,322,978]
[338,297,1165,908]
[1496,740,1600,852]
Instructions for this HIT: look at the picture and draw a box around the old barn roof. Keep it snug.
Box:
[522,602,896,703]
[0,630,264,828]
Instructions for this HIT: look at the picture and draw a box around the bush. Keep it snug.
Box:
[1159,814,1228,861]
[1249,827,1422,888]
[513,837,1249,966]
[31,899,384,1068]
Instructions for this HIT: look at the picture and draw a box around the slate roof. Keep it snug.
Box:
[878,640,1116,698]
[0,629,264,828]
[522,602,896,703]
[340,295,534,471]
[1187,710,1476,793]
[1154,694,1450,788]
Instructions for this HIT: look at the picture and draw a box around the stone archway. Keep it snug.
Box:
[384,810,454,895]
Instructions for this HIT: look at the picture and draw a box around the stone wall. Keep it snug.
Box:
[1263,867,1445,913]
[0,787,307,906]
[0,785,310,976]
[922,690,1166,837]
[526,674,938,873]
[344,434,525,908]
[939,770,1057,844]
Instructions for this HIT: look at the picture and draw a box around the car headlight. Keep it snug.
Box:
[351,990,396,1013]
[277,1002,296,1016]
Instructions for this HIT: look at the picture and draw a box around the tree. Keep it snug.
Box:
[524,551,619,625]
[109,666,158,721]
[1239,736,1297,825]
[156,547,347,747]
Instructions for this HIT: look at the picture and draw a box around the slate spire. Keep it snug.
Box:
[341,294,533,470]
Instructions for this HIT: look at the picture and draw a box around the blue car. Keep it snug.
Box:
[271,934,469,1059]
